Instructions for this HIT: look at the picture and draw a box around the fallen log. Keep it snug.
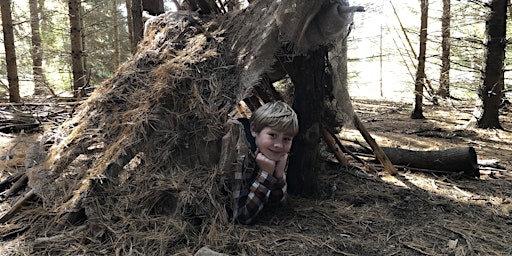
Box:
[347,145,479,177]
[382,146,479,177]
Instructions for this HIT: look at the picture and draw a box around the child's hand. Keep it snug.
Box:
[255,149,276,175]
[274,153,288,179]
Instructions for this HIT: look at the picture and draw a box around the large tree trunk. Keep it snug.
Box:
[411,0,428,119]
[437,0,451,98]
[285,47,330,196]
[468,0,506,129]
[68,0,85,98]
[1,0,21,103]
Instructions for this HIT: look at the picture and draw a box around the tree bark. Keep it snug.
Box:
[68,0,85,98]
[349,146,479,177]
[126,0,135,53]
[468,0,506,129]
[437,0,451,98]
[29,0,52,96]
[113,0,121,68]
[285,47,330,196]
[0,0,21,103]
[411,0,428,119]
[143,0,164,15]
[131,0,144,53]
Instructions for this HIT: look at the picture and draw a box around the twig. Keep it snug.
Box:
[1,226,30,240]
[4,131,23,161]
[341,138,372,153]
[443,226,475,254]
[34,224,87,245]
[479,166,511,172]
[402,243,433,255]
[0,101,84,107]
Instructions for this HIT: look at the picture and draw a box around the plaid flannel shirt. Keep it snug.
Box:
[232,146,288,225]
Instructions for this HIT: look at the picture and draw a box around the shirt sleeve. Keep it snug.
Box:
[268,173,287,205]
[232,155,288,224]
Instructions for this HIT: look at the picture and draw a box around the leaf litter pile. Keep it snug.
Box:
[0,2,511,256]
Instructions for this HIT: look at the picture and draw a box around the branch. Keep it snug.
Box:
[0,188,36,223]
[353,115,397,175]
[34,225,87,245]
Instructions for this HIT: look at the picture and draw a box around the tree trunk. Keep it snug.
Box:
[285,47,330,196]
[113,0,121,68]
[468,0,506,129]
[126,0,135,54]
[29,0,50,96]
[411,0,428,119]
[171,0,182,10]
[437,0,451,98]
[143,0,164,15]
[183,0,217,14]
[68,0,85,98]
[80,5,87,78]
[0,0,21,103]
[131,0,144,53]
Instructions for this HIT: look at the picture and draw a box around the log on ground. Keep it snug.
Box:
[349,146,479,177]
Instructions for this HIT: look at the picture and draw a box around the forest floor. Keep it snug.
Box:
[229,97,512,255]
[0,97,511,255]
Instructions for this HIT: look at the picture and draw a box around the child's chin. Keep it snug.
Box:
[267,154,284,161]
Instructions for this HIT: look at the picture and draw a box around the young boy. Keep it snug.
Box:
[231,101,299,224]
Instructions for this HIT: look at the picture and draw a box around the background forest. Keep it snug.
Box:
[349,0,512,100]
[1,0,511,107]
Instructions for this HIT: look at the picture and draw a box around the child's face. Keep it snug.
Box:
[251,126,294,161]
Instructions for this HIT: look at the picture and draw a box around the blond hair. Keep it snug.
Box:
[250,101,299,136]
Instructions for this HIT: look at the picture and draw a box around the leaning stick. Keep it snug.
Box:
[0,188,36,223]
[0,172,23,192]
[353,115,397,175]
[332,132,377,173]
[321,127,348,166]
[1,174,28,198]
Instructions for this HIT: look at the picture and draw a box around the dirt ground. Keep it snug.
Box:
[0,98,511,255]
